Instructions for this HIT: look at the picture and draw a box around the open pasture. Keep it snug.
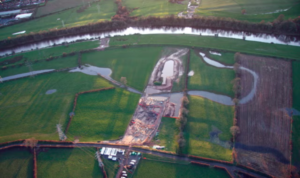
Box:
[195,0,300,22]
[0,148,33,178]
[185,95,233,161]
[37,148,103,177]
[0,72,112,143]
[67,88,140,142]
[124,0,189,17]
[134,154,230,178]
[236,54,292,178]
[81,46,162,91]
[188,50,235,97]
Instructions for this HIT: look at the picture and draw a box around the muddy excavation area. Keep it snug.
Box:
[119,96,168,144]
[145,48,188,94]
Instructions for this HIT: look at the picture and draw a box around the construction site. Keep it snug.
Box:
[119,96,168,145]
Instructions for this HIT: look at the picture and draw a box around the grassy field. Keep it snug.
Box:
[110,34,300,61]
[0,0,116,40]
[123,0,189,17]
[36,0,99,17]
[0,40,99,64]
[0,72,112,143]
[0,148,33,178]
[134,155,230,178]
[102,158,119,178]
[81,46,162,91]
[153,117,178,152]
[292,61,300,165]
[194,0,300,22]
[188,50,235,97]
[37,148,103,177]
[67,88,140,142]
[184,95,233,161]
[0,55,77,77]
[206,51,235,65]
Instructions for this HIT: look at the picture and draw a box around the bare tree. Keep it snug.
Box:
[180,107,189,117]
[230,126,240,138]
[234,52,241,63]
[120,77,127,87]
[181,96,189,107]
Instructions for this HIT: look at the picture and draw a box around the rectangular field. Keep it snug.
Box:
[0,148,33,178]
[81,46,163,91]
[194,0,300,22]
[188,50,235,97]
[153,117,178,152]
[134,154,230,178]
[37,148,103,177]
[0,72,112,143]
[185,95,233,161]
[236,54,292,178]
[124,0,189,17]
[67,88,140,142]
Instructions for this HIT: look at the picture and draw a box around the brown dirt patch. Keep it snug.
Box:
[236,54,292,178]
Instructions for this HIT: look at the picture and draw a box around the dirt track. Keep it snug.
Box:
[236,54,292,178]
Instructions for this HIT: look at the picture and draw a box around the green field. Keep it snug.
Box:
[0,55,77,77]
[110,34,300,61]
[0,40,99,65]
[153,117,178,152]
[0,148,33,178]
[0,0,116,40]
[292,61,300,165]
[36,0,99,17]
[123,0,189,17]
[102,158,119,178]
[206,51,235,65]
[188,50,235,97]
[184,95,233,161]
[0,72,112,143]
[37,148,103,177]
[67,88,140,142]
[134,155,230,178]
[81,47,162,91]
[194,0,300,22]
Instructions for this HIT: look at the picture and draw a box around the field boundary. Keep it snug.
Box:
[64,87,115,134]
[33,148,37,178]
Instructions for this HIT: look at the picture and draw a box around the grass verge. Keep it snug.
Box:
[152,117,179,152]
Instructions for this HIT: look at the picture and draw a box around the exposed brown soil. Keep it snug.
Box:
[236,54,292,178]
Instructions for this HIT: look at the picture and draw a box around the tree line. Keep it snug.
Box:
[0,15,299,51]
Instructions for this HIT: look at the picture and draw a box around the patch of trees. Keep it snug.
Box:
[1,15,300,51]
[176,92,189,155]
[112,0,137,21]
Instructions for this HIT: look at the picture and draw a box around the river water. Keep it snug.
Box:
[1,27,299,57]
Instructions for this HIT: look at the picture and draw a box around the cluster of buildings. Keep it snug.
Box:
[100,147,125,161]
